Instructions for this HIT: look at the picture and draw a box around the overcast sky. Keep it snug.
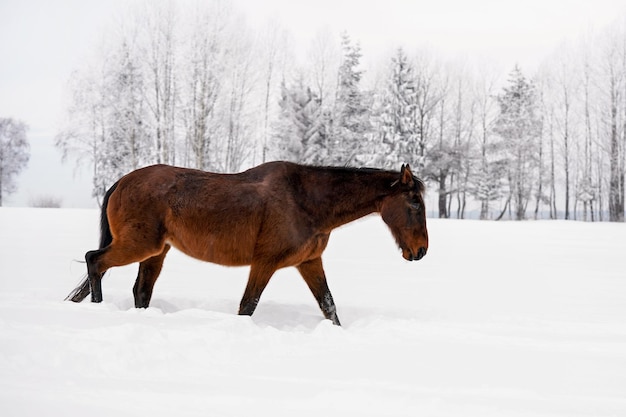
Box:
[1,0,624,208]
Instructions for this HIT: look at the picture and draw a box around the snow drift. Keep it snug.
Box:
[0,208,625,416]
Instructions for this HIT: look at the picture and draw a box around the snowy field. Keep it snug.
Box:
[1,207,625,416]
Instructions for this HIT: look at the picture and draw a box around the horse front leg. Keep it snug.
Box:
[238,263,277,317]
[297,257,341,326]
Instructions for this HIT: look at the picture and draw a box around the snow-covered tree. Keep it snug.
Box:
[103,37,149,191]
[222,19,257,173]
[258,22,292,164]
[178,2,225,170]
[469,70,502,219]
[56,31,150,203]
[0,118,29,206]
[426,73,476,219]
[330,32,370,164]
[57,1,261,199]
[140,1,178,166]
[374,48,418,168]
[600,27,626,222]
[412,52,445,173]
[309,28,339,110]
[56,63,105,202]
[272,78,326,164]
[494,66,542,220]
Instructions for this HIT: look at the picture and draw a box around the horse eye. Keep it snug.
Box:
[409,199,421,211]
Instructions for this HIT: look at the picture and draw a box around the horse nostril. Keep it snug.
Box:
[415,247,427,260]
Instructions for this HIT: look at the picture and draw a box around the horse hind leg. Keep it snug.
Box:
[85,248,107,303]
[133,244,171,308]
[85,239,166,304]
[238,263,277,317]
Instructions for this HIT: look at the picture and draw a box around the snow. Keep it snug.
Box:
[1,207,625,416]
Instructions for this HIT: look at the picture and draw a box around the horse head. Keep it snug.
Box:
[380,164,429,261]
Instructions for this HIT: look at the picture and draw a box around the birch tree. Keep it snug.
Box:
[141,1,178,165]
[470,68,502,219]
[602,28,626,222]
[179,2,225,170]
[413,51,445,173]
[222,21,256,172]
[259,22,292,163]
[579,40,598,221]
[549,50,578,220]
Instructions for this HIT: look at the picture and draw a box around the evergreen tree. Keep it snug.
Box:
[471,155,508,219]
[331,33,370,164]
[273,78,326,164]
[375,48,418,168]
[494,66,542,220]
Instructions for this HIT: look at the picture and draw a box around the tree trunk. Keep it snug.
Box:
[438,171,449,218]
[609,74,624,221]
[495,195,511,221]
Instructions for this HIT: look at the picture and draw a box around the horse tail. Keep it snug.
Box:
[97,180,118,250]
[64,274,91,302]
[65,181,119,302]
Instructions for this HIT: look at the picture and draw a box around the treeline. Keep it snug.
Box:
[56,1,626,221]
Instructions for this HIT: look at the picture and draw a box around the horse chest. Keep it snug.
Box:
[278,232,330,267]
[305,233,330,259]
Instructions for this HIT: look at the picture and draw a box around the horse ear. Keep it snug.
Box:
[400,164,414,187]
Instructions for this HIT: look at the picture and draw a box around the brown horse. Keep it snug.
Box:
[66,161,428,325]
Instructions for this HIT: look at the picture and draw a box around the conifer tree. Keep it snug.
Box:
[273,78,326,164]
[375,48,418,168]
[331,33,370,164]
[494,66,542,220]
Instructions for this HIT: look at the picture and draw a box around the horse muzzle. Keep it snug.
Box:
[404,246,427,261]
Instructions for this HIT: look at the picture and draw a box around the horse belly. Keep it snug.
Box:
[166,229,256,267]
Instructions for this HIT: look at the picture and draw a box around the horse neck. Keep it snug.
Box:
[300,167,397,231]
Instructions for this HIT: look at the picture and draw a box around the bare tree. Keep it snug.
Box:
[179,1,227,169]
[447,67,478,219]
[258,22,291,164]
[548,48,578,220]
[140,1,178,165]
[223,21,256,172]
[579,41,598,221]
[601,29,626,222]
[56,30,150,204]
[471,66,501,220]
[413,51,445,173]
[309,28,339,109]
[55,61,109,204]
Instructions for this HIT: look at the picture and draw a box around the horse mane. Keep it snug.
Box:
[297,163,426,194]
